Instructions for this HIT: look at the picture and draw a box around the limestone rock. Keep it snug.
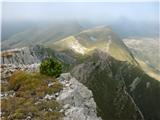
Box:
[57,73,102,120]
[1,45,76,66]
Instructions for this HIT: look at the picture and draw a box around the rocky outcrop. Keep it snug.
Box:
[39,73,101,120]
[0,45,77,82]
[1,61,101,120]
[1,64,40,81]
[57,73,101,120]
[1,45,54,65]
[1,45,76,66]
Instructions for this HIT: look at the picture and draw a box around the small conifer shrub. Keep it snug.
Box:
[40,58,62,77]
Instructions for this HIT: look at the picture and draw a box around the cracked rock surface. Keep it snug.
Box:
[57,73,102,120]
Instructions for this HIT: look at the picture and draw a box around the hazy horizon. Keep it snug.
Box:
[1,2,159,40]
[2,2,159,23]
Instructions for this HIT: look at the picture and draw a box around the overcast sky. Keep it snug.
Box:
[2,1,159,23]
[1,0,158,2]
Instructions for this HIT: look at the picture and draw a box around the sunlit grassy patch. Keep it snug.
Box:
[1,71,63,120]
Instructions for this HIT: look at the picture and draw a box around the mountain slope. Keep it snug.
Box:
[123,38,160,81]
[52,26,160,82]
[71,50,160,120]
[52,26,138,65]
[2,25,160,120]
[71,50,144,120]
[123,38,160,70]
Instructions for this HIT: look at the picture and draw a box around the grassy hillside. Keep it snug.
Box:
[123,38,160,70]
[71,50,160,120]
[1,71,63,120]
[123,38,160,81]
[52,26,138,66]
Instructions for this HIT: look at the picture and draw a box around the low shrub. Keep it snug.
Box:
[40,58,62,77]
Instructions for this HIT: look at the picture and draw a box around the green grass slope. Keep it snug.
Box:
[71,50,160,120]
[52,26,138,65]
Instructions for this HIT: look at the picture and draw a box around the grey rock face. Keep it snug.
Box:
[57,73,102,120]
[1,45,52,81]
[1,45,76,66]
[1,45,53,65]
[1,63,40,81]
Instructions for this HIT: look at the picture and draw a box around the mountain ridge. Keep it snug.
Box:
[71,49,160,120]
[52,26,138,66]
[1,25,160,120]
